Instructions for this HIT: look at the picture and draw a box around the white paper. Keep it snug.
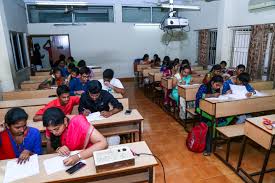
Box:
[43,151,85,175]
[86,112,106,122]
[229,84,248,97]
[3,154,39,183]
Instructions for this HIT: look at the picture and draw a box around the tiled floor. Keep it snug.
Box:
[124,81,275,183]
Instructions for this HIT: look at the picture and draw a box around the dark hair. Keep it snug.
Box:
[163,56,170,62]
[68,56,74,61]
[77,60,86,68]
[237,72,250,85]
[143,54,149,60]
[79,66,91,75]
[53,67,62,74]
[206,75,224,93]
[56,85,70,96]
[210,64,222,72]
[220,61,227,66]
[179,65,191,73]
[153,54,159,59]
[59,54,66,61]
[68,63,75,70]
[181,59,190,67]
[42,107,66,150]
[5,107,28,126]
[103,69,114,79]
[88,80,102,94]
[71,67,79,75]
[237,64,246,70]
[34,43,40,48]
[166,62,173,70]
[174,58,180,63]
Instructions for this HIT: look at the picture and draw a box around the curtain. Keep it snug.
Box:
[247,24,269,80]
[268,25,275,80]
[198,30,209,67]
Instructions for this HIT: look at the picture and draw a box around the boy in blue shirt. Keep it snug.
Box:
[69,66,91,96]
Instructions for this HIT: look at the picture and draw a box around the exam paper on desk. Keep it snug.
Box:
[86,112,106,122]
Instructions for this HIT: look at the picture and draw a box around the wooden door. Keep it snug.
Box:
[50,35,71,63]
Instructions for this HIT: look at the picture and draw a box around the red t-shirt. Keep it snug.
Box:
[35,96,80,116]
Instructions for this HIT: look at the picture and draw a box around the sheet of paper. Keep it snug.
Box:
[86,112,106,122]
[229,84,247,97]
[43,151,85,175]
[3,154,39,183]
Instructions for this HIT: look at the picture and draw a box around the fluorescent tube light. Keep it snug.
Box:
[34,1,87,6]
[134,23,160,26]
[161,4,200,10]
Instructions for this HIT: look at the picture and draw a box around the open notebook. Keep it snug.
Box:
[86,112,106,122]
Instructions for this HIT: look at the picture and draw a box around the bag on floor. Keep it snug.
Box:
[186,122,208,153]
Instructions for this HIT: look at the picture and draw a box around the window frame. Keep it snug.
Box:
[26,4,115,24]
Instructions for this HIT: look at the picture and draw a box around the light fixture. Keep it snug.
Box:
[34,1,87,6]
[160,4,200,10]
[134,23,160,27]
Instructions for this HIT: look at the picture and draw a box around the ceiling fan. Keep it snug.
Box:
[144,0,200,11]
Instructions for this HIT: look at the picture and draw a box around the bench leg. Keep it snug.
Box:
[226,139,231,162]
[237,136,247,171]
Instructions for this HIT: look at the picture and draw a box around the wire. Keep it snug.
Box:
[133,152,166,183]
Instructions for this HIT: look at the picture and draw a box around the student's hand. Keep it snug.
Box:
[246,92,253,97]
[82,108,91,116]
[100,111,112,118]
[63,154,80,166]
[56,145,70,157]
[75,90,85,95]
[17,150,31,164]
[226,90,232,94]
[213,93,220,98]
[104,81,113,88]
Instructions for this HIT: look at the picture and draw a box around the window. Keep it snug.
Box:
[27,5,114,23]
[263,32,274,79]
[122,6,170,23]
[208,30,217,65]
[230,28,251,67]
[10,32,28,71]
[122,7,151,23]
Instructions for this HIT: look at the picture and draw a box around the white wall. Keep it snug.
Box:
[0,0,29,91]
[27,3,186,78]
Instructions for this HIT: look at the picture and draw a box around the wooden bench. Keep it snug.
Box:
[30,75,49,82]
[20,81,41,91]
[35,71,50,76]
[251,81,273,90]
[214,124,245,171]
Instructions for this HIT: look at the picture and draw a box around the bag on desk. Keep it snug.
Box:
[186,122,208,153]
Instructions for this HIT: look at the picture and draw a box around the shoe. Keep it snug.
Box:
[203,151,211,156]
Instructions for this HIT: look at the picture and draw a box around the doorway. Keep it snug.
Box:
[28,34,71,69]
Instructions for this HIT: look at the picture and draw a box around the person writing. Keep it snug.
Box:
[78,80,123,117]
[33,85,80,122]
[69,66,91,96]
[43,107,107,166]
[99,69,125,95]
[0,108,42,162]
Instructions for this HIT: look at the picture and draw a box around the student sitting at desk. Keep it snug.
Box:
[99,69,125,95]
[195,76,235,156]
[172,58,180,75]
[33,85,80,122]
[202,64,222,84]
[222,72,255,97]
[140,54,150,64]
[151,54,161,67]
[43,107,107,166]
[161,62,173,107]
[38,67,65,90]
[160,56,171,72]
[66,66,80,85]
[231,64,246,77]
[0,108,42,162]
[78,80,123,117]
[220,61,228,74]
[77,60,94,79]
[69,66,91,96]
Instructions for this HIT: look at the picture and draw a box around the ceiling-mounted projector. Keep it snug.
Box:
[163,17,189,29]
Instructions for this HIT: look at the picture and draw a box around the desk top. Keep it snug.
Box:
[111,93,123,99]
[0,141,157,183]
[27,109,143,132]
[0,97,56,109]
[246,115,275,135]
[178,84,201,89]
[203,94,272,104]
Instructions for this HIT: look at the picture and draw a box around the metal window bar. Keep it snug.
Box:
[208,30,217,65]
[230,28,251,68]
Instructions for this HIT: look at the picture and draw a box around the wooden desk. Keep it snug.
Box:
[2,89,56,100]
[199,95,275,118]
[28,109,144,141]
[161,77,173,90]
[237,115,275,183]
[178,84,200,102]
[21,81,41,91]
[0,141,157,183]
[251,80,273,90]
[112,93,123,99]
[148,72,162,83]
[142,68,159,77]
[191,65,204,71]
[136,64,151,72]
[30,75,49,82]
[0,97,55,109]
[35,71,50,76]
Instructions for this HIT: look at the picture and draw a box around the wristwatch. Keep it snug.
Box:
[77,153,82,160]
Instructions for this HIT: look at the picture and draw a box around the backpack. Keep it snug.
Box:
[186,122,208,153]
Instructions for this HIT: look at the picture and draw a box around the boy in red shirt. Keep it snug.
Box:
[33,85,80,122]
